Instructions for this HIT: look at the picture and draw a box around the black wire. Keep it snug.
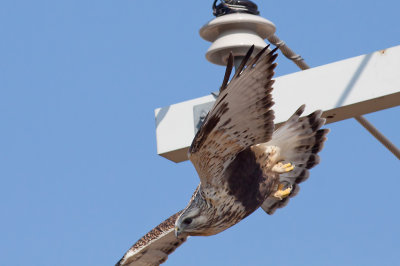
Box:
[213,0,259,17]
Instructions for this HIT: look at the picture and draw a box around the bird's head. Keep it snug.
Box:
[175,206,209,237]
[174,186,214,237]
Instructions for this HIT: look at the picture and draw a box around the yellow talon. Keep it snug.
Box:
[273,183,292,200]
[272,162,295,173]
[282,163,294,172]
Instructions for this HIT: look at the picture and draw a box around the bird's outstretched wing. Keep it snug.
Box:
[260,106,329,214]
[189,45,278,187]
[116,212,187,266]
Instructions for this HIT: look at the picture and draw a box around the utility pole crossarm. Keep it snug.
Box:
[155,45,400,163]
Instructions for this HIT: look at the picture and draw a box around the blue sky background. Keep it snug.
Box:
[1,1,399,265]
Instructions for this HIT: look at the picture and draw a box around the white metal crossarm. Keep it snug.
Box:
[268,33,400,160]
[155,44,400,162]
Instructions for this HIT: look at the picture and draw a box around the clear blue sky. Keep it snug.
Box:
[1,1,399,265]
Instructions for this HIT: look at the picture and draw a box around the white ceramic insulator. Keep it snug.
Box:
[199,13,276,66]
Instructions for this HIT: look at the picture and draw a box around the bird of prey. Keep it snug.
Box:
[116,45,329,266]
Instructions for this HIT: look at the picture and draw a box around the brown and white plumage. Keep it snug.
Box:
[116,46,329,265]
[116,212,187,266]
[260,107,329,214]
[189,45,276,188]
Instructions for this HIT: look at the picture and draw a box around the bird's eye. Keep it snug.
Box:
[182,218,193,225]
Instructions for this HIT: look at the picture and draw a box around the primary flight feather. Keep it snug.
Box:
[116,45,329,266]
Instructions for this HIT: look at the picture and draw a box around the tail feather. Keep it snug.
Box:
[261,105,329,215]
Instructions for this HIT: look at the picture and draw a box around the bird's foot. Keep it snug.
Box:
[273,183,293,200]
[272,162,294,173]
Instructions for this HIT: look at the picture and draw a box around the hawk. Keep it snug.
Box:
[116,45,329,266]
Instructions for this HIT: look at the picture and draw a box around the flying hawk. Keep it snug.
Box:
[116,45,329,266]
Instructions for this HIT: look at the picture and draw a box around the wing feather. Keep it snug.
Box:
[116,212,187,266]
[260,107,329,215]
[220,53,234,92]
[233,45,255,78]
[189,46,278,187]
